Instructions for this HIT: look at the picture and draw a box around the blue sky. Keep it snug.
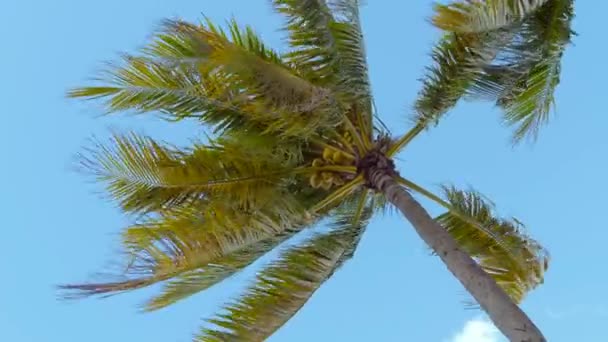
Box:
[1,1,605,341]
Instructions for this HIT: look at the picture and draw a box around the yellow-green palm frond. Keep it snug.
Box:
[436,186,549,303]
[60,204,316,310]
[155,19,344,138]
[467,0,575,142]
[311,174,364,213]
[120,203,304,278]
[67,52,257,135]
[69,18,344,138]
[197,192,373,341]
[326,0,372,100]
[422,0,574,143]
[272,0,373,140]
[67,55,216,117]
[273,0,369,93]
[143,223,308,311]
[413,31,507,127]
[433,0,550,33]
[81,132,303,214]
[144,18,283,66]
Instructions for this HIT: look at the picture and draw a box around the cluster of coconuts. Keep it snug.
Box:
[309,146,355,190]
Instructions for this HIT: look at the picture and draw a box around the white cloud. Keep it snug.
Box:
[448,318,502,342]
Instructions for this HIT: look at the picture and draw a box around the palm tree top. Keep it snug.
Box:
[61,1,573,340]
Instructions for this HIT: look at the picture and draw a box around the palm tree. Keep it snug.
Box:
[62,1,574,341]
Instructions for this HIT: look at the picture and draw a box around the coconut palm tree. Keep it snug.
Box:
[62,0,574,341]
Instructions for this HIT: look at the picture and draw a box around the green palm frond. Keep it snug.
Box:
[476,0,574,142]
[436,186,549,303]
[433,0,549,33]
[198,192,373,341]
[327,0,372,99]
[81,132,302,213]
[273,0,373,141]
[413,31,509,127]
[329,0,373,144]
[500,61,561,143]
[425,0,574,142]
[273,0,363,90]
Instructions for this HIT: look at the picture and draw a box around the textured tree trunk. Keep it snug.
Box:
[369,169,546,341]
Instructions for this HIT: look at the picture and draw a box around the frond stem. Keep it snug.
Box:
[394,176,450,209]
[308,139,356,159]
[352,189,369,224]
[294,165,357,175]
[312,175,364,213]
[394,176,523,260]
[386,123,425,157]
[354,104,373,150]
[342,115,368,153]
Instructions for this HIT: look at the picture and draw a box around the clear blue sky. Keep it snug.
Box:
[1,1,605,341]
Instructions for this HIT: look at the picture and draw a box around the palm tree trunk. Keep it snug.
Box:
[370,170,546,342]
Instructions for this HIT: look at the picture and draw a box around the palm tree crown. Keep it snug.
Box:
[62,0,574,340]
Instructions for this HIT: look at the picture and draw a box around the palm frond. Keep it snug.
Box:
[67,55,216,117]
[413,22,519,128]
[273,0,373,141]
[70,18,344,138]
[433,0,549,33]
[327,0,372,101]
[80,132,302,213]
[500,60,561,142]
[273,0,367,91]
[61,205,315,311]
[164,19,347,138]
[386,123,425,157]
[488,0,574,142]
[144,225,304,311]
[429,0,575,142]
[67,52,259,135]
[144,18,284,65]
[197,193,373,341]
[395,176,526,256]
[311,174,364,213]
[436,186,549,303]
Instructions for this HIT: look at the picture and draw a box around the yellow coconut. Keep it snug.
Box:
[321,172,334,182]
[332,176,345,186]
[322,147,334,161]
[312,158,324,167]
[320,179,333,190]
[333,150,353,165]
[309,173,322,188]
